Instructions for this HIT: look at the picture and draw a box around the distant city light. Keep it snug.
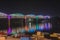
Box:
[10,13,24,16]
[37,15,44,18]
[44,16,50,19]
[0,12,7,16]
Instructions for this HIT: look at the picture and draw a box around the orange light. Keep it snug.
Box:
[8,19,10,27]
[24,16,26,19]
[25,26,28,31]
[0,37,5,40]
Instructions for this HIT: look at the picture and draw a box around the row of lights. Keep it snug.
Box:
[0,12,50,19]
[0,12,51,34]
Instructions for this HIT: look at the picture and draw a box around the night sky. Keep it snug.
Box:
[0,0,60,16]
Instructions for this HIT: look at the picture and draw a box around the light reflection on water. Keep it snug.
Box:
[1,22,52,33]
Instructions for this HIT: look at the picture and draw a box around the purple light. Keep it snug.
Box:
[44,23,51,30]
[44,23,48,30]
[48,23,52,29]
[8,15,11,19]
[7,27,12,34]
[44,16,50,19]
[7,15,12,34]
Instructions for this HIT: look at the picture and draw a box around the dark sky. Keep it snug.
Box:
[0,0,60,16]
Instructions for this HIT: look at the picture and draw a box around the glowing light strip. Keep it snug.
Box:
[28,28,35,33]
[10,13,24,16]
[29,23,31,28]
[44,16,50,19]
[39,24,44,31]
[48,23,52,29]
[45,23,48,30]
[44,15,50,30]
[0,12,7,16]
[29,18,32,28]
[24,16,28,31]
[26,14,35,17]
[38,15,44,18]
[7,15,12,34]
[36,16,39,30]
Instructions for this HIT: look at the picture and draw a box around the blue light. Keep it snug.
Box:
[20,29,25,33]
[36,26,44,31]
[28,28,35,33]
[39,26,44,31]
[20,37,30,40]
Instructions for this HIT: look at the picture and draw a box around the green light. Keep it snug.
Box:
[36,16,39,30]
[11,32,17,35]
[10,13,24,16]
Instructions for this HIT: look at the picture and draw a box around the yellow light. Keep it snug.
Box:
[0,37,5,40]
[37,31,41,36]
[50,33,58,37]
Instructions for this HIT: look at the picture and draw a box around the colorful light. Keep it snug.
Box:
[0,12,7,16]
[24,16,28,31]
[21,29,25,33]
[44,16,50,19]
[20,37,30,40]
[8,15,10,19]
[7,27,12,34]
[47,23,52,29]
[7,15,12,34]
[39,24,44,31]
[44,23,48,30]
[26,14,35,30]
[44,15,51,30]
[44,23,51,30]
[28,27,35,33]
[10,13,24,16]
[28,18,32,28]
[25,26,28,31]
[36,16,39,30]
[38,15,44,19]
[29,23,31,28]
[11,32,17,35]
